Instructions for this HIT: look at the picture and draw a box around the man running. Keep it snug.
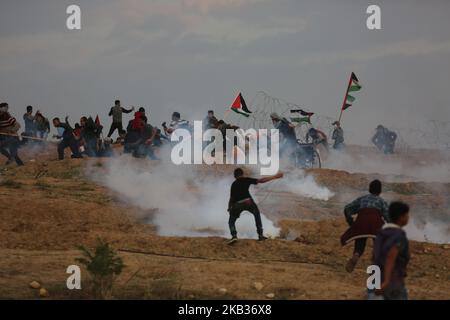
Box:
[107,100,134,138]
[341,179,390,272]
[227,168,283,244]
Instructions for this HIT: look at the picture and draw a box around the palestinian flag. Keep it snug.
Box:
[290,109,313,124]
[231,93,252,117]
[342,72,361,110]
[95,115,101,125]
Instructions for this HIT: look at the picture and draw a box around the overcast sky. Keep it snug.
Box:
[1,0,450,144]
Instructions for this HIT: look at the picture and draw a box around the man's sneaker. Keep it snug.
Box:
[345,253,360,273]
[258,235,268,241]
[227,237,238,245]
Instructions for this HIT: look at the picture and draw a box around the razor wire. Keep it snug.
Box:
[226,91,450,153]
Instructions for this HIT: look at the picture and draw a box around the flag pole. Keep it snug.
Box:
[338,72,353,123]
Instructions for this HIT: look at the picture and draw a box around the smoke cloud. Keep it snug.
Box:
[406,218,450,244]
[98,156,333,239]
[324,148,450,183]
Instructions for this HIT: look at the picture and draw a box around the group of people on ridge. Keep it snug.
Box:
[1,98,399,166]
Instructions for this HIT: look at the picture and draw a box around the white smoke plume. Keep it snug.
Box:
[324,148,450,183]
[277,169,334,201]
[98,157,334,239]
[100,157,280,239]
[405,218,450,244]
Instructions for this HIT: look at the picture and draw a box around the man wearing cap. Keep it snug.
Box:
[332,121,345,150]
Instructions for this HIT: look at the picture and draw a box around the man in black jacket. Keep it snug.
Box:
[53,117,82,160]
[227,168,283,244]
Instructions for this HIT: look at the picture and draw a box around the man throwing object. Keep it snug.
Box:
[227,168,283,244]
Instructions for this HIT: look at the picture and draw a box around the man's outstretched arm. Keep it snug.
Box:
[257,172,283,184]
[122,106,135,113]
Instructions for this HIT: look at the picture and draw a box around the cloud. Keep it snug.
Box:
[182,0,264,14]
[301,38,450,65]
[179,15,307,45]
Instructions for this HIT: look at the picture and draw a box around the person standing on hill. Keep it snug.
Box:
[331,121,345,150]
[227,168,283,244]
[341,179,390,273]
[107,100,134,138]
[23,105,36,137]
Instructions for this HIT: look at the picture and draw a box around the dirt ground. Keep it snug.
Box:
[0,143,449,300]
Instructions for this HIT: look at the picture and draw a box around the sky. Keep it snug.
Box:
[1,0,450,145]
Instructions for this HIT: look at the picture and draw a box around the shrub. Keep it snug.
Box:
[76,239,125,299]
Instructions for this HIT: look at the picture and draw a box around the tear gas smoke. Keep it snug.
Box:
[406,218,450,244]
[99,157,333,238]
[324,148,450,183]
